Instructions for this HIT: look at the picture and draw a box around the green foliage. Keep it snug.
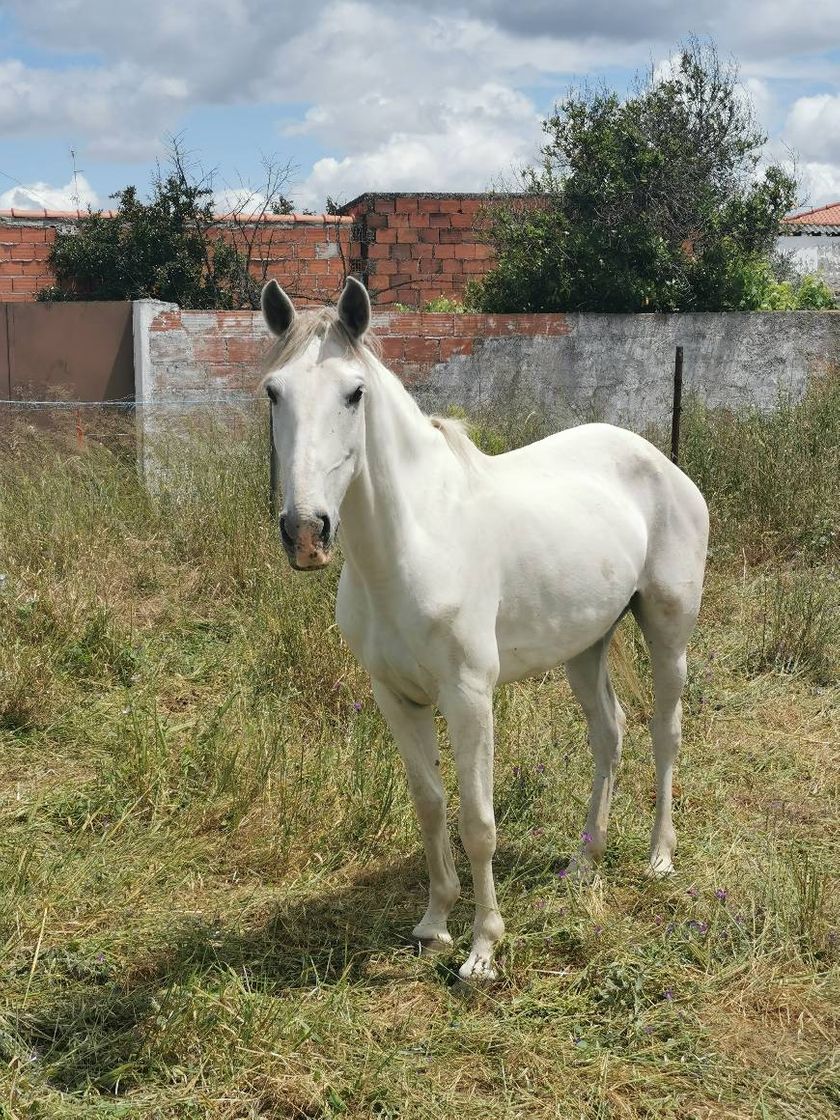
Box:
[422,296,468,313]
[757,271,836,310]
[39,189,252,309]
[473,40,800,313]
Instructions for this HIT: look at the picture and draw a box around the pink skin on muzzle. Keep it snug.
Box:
[293,523,332,569]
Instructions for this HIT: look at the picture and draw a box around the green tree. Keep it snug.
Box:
[471,41,804,313]
[38,142,295,309]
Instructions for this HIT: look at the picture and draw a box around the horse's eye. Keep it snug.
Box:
[346,386,364,407]
[265,383,279,405]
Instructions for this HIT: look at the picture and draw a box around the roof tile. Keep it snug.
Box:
[782,201,840,227]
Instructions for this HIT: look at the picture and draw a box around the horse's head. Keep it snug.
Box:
[262,276,371,571]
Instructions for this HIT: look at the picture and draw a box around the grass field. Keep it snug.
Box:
[0,377,838,1119]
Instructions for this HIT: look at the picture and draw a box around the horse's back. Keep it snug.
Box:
[492,422,707,539]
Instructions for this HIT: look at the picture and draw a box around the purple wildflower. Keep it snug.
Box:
[96,952,105,963]
[352,701,362,712]
[661,989,674,1001]
[593,924,603,936]
[534,899,546,910]
[581,831,593,844]
[686,885,699,899]
[714,888,728,903]
[531,827,545,839]
[654,915,663,926]
[642,1025,654,1035]
[688,919,708,934]
[535,763,546,774]
[557,868,568,879]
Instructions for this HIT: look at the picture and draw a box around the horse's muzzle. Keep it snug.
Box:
[280,511,334,570]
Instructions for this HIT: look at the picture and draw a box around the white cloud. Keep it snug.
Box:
[0,1,839,212]
[741,77,774,131]
[0,173,100,211]
[0,58,183,161]
[797,162,840,208]
[212,187,270,215]
[295,82,540,208]
[784,93,840,163]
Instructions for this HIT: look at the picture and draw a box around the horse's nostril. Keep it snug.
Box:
[319,514,331,543]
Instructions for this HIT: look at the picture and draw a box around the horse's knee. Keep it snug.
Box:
[459,805,496,862]
[413,788,447,833]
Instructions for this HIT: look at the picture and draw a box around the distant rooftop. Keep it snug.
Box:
[781,201,840,234]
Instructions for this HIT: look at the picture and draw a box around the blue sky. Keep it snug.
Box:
[1,1,839,214]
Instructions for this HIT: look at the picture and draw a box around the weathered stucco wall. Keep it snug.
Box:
[408,311,840,428]
[776,234,840,295]
[138,304,840,432]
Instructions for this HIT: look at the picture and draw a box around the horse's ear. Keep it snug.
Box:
[261,279,296,337]
[337,276,371,340]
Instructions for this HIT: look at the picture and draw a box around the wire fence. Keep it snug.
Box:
[0,397,271,466]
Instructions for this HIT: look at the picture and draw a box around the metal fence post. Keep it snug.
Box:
[670,345,683,465]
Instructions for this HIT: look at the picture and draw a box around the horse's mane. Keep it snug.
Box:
[260,306,382,382]
[430,415,485,468]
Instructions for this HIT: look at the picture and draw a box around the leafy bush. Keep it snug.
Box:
[471,40,800,313]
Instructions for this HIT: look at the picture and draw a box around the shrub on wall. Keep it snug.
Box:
[38,142,295,309]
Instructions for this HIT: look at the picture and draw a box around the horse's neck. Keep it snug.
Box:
[339,360,454,578]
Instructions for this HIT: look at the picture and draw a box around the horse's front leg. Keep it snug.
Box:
[438,677,505,980]
[372,680,461,948]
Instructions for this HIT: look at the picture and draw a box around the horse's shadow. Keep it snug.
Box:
[16,855,448,1091]
[18,844,574,1092]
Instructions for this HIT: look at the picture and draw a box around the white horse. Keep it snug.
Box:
[261,277,709,980]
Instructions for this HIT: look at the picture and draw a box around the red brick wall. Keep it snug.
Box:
[343,193,496,307]
[1,193,511,307]
[143,305,570,400]
[0,219,56,300]
[370,310,570,379]
[0,210,352,305]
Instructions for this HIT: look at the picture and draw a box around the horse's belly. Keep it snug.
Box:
[496,605,625,683]
[494,531,643,682]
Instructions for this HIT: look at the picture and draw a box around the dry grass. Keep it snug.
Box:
[0,381,838,1119]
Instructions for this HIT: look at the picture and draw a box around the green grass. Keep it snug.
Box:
[0,381,838,1119]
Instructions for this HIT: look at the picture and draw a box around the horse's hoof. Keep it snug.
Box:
[416,935,452,956]
[457,951,497,982]
[412,924,452,953]
[647,853,675,878]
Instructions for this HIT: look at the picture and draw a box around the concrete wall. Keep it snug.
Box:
[777,234,840,295]
[137,304,840,431]
[410,311,840,428]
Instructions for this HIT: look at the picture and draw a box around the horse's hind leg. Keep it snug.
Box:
[631,591,699,876]
[565,632,626,878]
